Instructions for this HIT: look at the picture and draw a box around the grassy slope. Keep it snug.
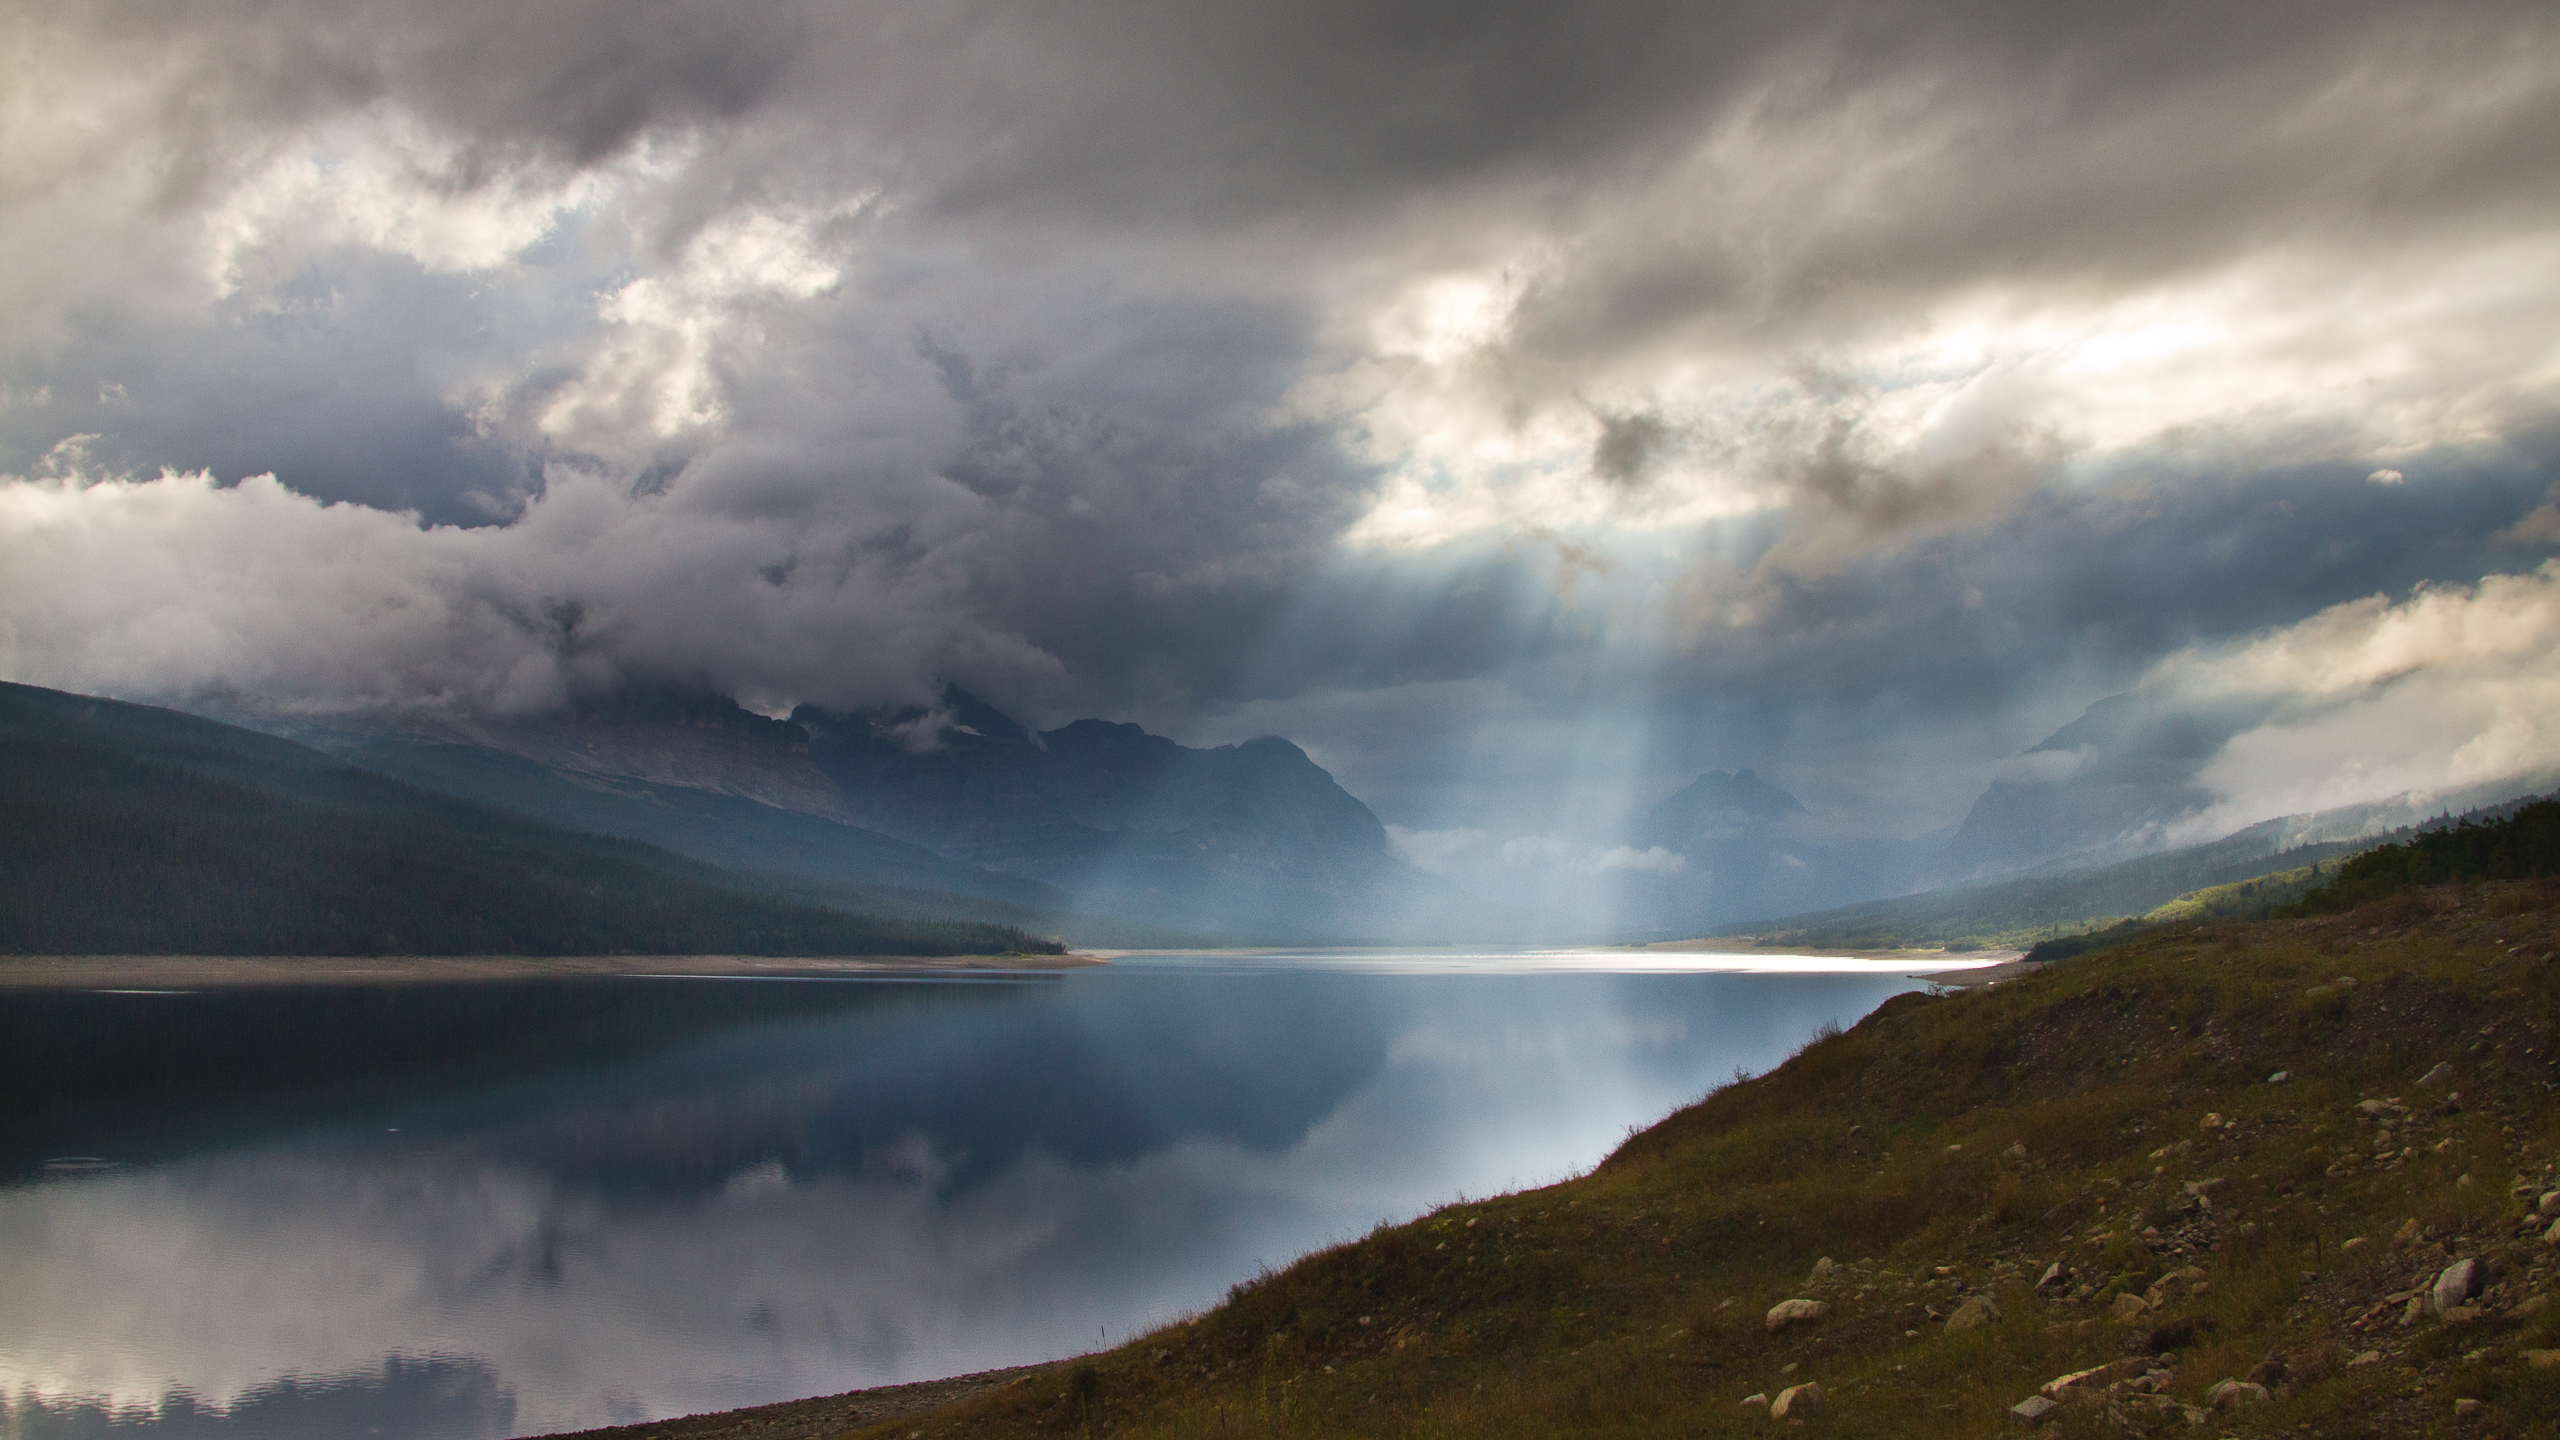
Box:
[2141,862,2329,924]
[856,883,2560,1438]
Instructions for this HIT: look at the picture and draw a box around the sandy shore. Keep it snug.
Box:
[0,951,1105,989]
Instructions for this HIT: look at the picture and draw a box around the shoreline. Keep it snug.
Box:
[529,1361,1066,1440]
[1642,935,2020,962]
[0,951,1106,989]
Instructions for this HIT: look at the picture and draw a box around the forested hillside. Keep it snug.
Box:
[0,683,1056,957]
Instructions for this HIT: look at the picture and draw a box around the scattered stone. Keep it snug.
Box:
[2003,1142,2029,1162]
[2440,1305,2485,1325]
[2418,1062,2455,1088]
[1740,1392,1768,1408]
[1946,1294,2001,1332]
[2200,1113,2223,1129]
[2523,1350,2560,1370]
[2108,1293,2151,1323]
[2246,1356,2288,1385]
[2268,1070,2291,1083]
[2341,1237,2369,1254]
[2207,1380,2269,1408]
[2512,1294,2550,1320]
[2335,975,2358,987]
[2040,1366,2107,1397]
[2349,1350,2383,1367]
[2541,1190,2560,1216]
[2455,1398,2483,1418]
[2432,1258,2483,1314]
[1770,1382,1824,1419]
[2035,1261,2066,1291]
[2009,1395,2060,1423]
[2394,1218,2421,1245]
[1765,1299,1829,1332]
[2181,1177,2226,1199]
[2543,1217,2560,1244]
[1806,1256,1839,1286]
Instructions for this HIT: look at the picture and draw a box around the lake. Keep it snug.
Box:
[0,950,1981,1439]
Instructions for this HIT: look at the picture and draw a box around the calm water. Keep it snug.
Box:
[0,950,1979,1439]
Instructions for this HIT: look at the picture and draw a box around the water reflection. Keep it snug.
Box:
[0,955,1946,1438]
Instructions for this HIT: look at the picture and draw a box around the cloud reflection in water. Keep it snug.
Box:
[0,957,1938,1437]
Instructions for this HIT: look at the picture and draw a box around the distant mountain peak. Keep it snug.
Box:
[1649,768,1808,833]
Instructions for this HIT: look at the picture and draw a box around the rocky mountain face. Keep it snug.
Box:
[787,689,1429,936]
[331,685,1446,941]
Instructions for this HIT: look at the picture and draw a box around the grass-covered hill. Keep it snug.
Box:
[0,682,1058,957]
[824,880,2560,1438]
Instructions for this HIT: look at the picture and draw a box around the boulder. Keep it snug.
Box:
[2417,1062,2454,1088]
[2431,1258,2483,1314]
[1946,1294,2001,1332]
[1770,1382,1824,1418]
[2034,1261,2066,1291]
[1765,1298,1829,1332]
[1805,1256,1840,1286]
[2039,1365,2107,1397]
[2207,1380,2269,1408]
[2010,1395,2060,1423]
[2109,1292,2152,1323]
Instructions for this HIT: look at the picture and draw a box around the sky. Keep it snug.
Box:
[2,0,2557,872]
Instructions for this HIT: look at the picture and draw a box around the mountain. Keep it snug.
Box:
[1610,769,1935,934]
[791,690,1448,938]
[1916,690,2560,888]
[261,685,1455,942]
[308,729,1075,924]
[1717,785,2560,949]
[0,682,1053,957]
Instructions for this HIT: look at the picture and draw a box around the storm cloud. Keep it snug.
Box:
[1,0,2556,846]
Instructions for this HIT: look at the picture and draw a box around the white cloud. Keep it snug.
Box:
[1384,824,1487,872]
[0,461,1057,718]
[1591,844,1687,875]
[2147,562,2560,834]
[1496,834,1686,876]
